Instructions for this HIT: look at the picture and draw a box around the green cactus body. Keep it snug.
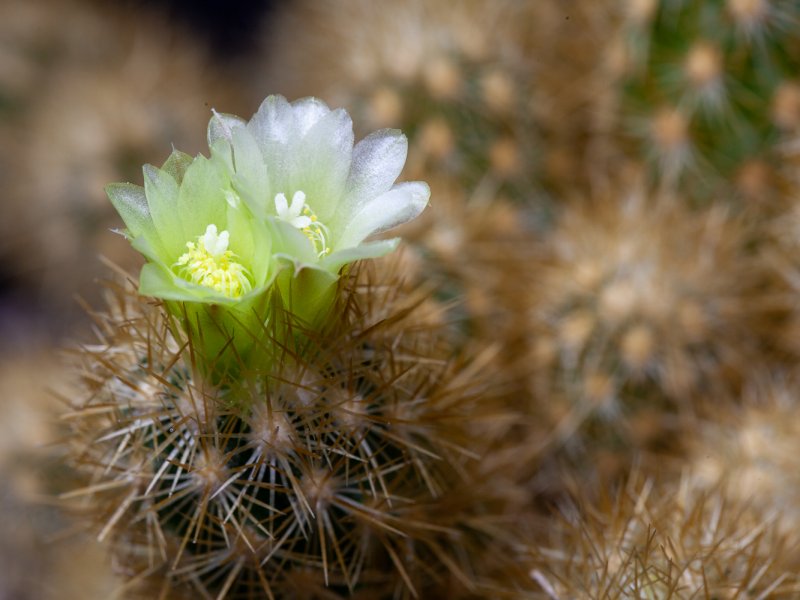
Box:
[63,265,520,598]
[620,0,800,201]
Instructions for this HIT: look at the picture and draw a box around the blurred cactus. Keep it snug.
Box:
[529,473,800,598]
[523,179,774,482]
[259,0,543,207]
[0,350,121,600]
[396,174,534,355]
[689,376,800,539]
[61,256,526,598]
[614,0,800,201]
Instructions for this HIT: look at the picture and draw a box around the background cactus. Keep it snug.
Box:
[528,473,800,598]
[613,0,800,201]
[521,177,779,485]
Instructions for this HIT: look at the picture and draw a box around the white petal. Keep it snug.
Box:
[336,181,429,250]
[247,97,295,196]
[290,97,332,136]
[337,129,408,231]
[289,108,354,222]
[248,95,294,146]
[321,239,399,273]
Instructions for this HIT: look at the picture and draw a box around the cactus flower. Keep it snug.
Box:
[106,151,275,306]
[106,150,276,368]
[207,95,430,323]
[106,95,429,367]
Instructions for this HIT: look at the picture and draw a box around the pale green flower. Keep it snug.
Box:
[107,150,274,306]
[208,95,430,323]
[106,149,276,368]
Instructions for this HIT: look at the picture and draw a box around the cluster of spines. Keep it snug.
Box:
[522,180,776,483]
[62,257,526,599]
[529,473,800,598]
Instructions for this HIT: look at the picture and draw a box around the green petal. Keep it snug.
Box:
[106,182,153,238]
[131,234,165,263]
[275,262,339,328]
[139,263,199,302]
[177,155,228,241]
[227,203,274,287]
[140,262,241,306]
[208,110,246,146]
[231,126,270,218]
[320,238,399,273]
[143,165,185,259]
[210,138,235,173]
[267,218,318,265]
[161,149,194,185]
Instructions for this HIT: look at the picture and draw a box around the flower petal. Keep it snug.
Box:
[320,239,399,273]
[208,110,246,146]
[336,182,430,250]
[106,182,157,241]
[247,95,295,150]
[177,155,228,241]
[267,218,318,265]
[230,126,271,217]
[289,107,354,222]
[226,204,274,287]
[140,263,222,303]
[131,234,164,263]
[274,262,339,327]
[246,96,296,199]
[289,97,332,136]
[143,165,186,259]
[335,129,408,232]
[161,149,194,185]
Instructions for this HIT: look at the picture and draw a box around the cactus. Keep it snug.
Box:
[56,94,531,598]
[616,0,800,201]
[688,376,800,538]
[523,179,773,483]
[528,473,800,598]
[62,257,524,598]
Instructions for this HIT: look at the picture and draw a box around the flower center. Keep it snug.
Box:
[274,191,332,258]
[174,224,253,298]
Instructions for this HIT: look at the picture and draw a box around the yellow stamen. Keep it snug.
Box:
[174,225,252,298]
[301,205,332,257]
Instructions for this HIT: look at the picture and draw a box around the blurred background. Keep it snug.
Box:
[3,0,800,597]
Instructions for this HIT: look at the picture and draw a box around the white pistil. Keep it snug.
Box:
[275,191,312,228]
[200,224,230,258]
